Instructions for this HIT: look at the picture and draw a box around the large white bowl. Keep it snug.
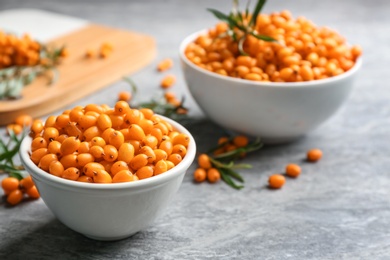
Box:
[20,116,196,241]
[180,30,362,143]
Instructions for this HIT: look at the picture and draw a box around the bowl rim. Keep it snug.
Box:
[179,29,362,89]
[20,115,196,191]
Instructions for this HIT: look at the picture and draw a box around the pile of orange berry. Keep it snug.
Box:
[1,175,40,206]
[29,101,190,183]
[85,42,114,59]
[0,32,41,69]
[185,10,362,82]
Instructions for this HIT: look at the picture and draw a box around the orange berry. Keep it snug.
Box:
[232,135,249,147]
[268,174,286,189]
[285,164,301,178]
[19,175,35,190]
[157,58,173,72]
[1,177,20,192]
[207,168,221,183]
[25,185,40,199]
[15,114,33,126]
[118,91,132,102]
[307,148,323,162]
[113,170,138,183]
[194,168,206,182]
[136,166,154,180]
[7,189,23,205]
[160,74,176,89]
[198,154,212,169]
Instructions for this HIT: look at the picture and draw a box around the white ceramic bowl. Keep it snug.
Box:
[20,116,196,241]
[180,30,362,143]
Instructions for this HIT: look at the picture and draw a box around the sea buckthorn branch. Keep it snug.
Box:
[0,130,26,180]
[195,137,263,190]
[207,0,276,55]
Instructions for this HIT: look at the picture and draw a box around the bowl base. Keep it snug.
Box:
[84,232,138,241]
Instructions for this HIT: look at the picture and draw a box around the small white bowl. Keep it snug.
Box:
[180,30,362,143]
[20,116,196,241]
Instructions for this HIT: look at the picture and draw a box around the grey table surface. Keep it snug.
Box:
[0,0,389,259]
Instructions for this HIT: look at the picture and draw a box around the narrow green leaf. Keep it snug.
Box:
[9,171,24,180]
[220,169,244,189]
[123,77,138,95]
[221,168,245,182]
[249,0,266,27]
[207,8,232,23]
[250,32,277,42]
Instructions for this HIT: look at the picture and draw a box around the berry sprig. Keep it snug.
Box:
[194,136,263,189]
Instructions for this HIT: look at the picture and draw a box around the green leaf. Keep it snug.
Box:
[9,171,24,180]
[220,169,244,189]
[221,167,244,182]
[249,0,266,27]
[250,32,277,42]
[207,8,232,23]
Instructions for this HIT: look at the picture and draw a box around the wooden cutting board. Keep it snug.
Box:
[0,12,156,126]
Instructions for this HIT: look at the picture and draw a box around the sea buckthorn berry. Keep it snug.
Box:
[31,119,44,135]
[268,174,286,189]
[153,122,168,136]
[76,153,95,167]
[139,146,156,164]
[30,148,48,165]
[118,91,132,102]
[108,130,125,149]
[109,114,124,129]
[113,170,138,183]
[69,109,84,122]
[128,124,146,141]
[83,126,101,142]
[103,145,118,162]
[198,154,212,169]
[154,149,168,162]
[285,163,301,178]
[83,162,105,177]
[172,144,187,158]
[142,135,158,149]
[130,154,149,171]
[55,114,70,128]
[166,160,175,170]
[78,115,97,131]
[161,74,176,89]
[207,168,221,183]
[97,114,112,131]
[154,160,168,175]
[117,143,135,164]
[90,145,104,159]
[25,186,40,199]
[65,123,83,139]
[124,109,142,125]
[139,108,154,120]
[233,135,249,148]
[150,128,163,143]
[218,136,229,145]
[7,189,23,205]
[157,58,173,71]
[111,161,130,176]
[42,127,59,142]
[159,140,173,156]
[136,166,154,180]
[114,101,130,114]
[60,154,78,169]
[45,115,57,128]
[77,176,94,183]
[47,141,62,157]
[172,133,190,147]
[307,148,323,162]
[168,153,182,166]
[78,141,90,153]
[91,136,106,147]
[62,167,80,181]
[102,128,115,143]
[49,161,64,177]
[31,137,48,151]
[138,119,154,135]
[15,114,33,126]
[20,175,35,190]
[93,169,112,183]
[60,136,80,155]
[2,177,19,192]
[193,168,207,182]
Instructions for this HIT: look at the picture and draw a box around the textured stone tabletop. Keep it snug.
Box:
[0,0,389,259]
